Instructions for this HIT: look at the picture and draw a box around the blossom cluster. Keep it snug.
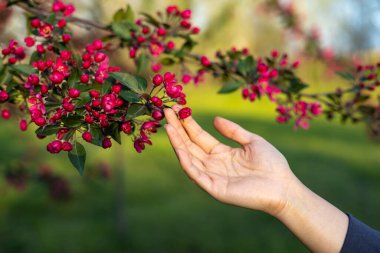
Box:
[1,0,380,177]
[189,47,324,129]
[0,1,192,174]
[276,101,322,129]
[110,3,204,85]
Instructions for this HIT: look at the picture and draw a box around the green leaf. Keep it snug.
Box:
[9,64,37,76]
[35,125,62,136]
[159,57,176,66]
[111,21,131,40]
[287,78,308,93]
[29,51,41,64]
[68,67,80,88]
[237,56,256,76]
[75,94,91,108]
[136,76,148,91]
[68,141,86,176]
[53,42,68,52]
[140,13,160,27]
[90,127,103,147]
[91,82,102,92]
[125,4,135,22]
[119,90,140,102]
[218,80,242,94]
[265,57,275,67]
[101,80,112,95]
[125,104,148,120]
[61,115,83,128]
[76,84,92,92]
[109,72,147,93]
[44,102,62,111]
[136,53,149,74]
[46,13,56,24]
[26,16,33,35]
[105,123,121,145]
[358,105,376,115]
[31,29,40,36]
[111,20,137,40]
[113,9,127,22]
[181,37,197,54]
[0,70,12,86]
[336,71,355,81]
[326,94,340,104]
[356,95,370,103]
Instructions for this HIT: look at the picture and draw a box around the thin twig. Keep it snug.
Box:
[15,2,110,31]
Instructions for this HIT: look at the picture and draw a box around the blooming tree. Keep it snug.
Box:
[0,0,379,174]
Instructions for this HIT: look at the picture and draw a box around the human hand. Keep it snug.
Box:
[164,106,298,216]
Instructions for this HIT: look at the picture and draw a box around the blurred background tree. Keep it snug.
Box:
[0,1,379,253]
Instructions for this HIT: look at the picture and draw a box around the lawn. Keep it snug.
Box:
[0,84,379,253]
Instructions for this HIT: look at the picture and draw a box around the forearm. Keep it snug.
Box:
[275,178,349,253]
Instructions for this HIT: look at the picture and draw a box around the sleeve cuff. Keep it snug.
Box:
[341,213,380,253]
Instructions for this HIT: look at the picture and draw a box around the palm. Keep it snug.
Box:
[164,107,294,215]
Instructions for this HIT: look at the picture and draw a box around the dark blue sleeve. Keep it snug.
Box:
[341,214,380,253]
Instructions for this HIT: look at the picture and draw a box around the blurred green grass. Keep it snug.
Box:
[0,84,380,253]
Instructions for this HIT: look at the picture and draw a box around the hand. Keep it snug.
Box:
[165,106,349,253]
[164,106,298,216]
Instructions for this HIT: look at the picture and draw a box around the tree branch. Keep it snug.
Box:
[15,2,110,31]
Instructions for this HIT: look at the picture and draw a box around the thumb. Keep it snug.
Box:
[213,117,258,145]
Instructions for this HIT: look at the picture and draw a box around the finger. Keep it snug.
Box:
[164,108,207,156]
[166,122,212,189]
[171,105,222,154]
[176,149,213,192]
[164,108,190,142]
[164,107,182,127]
[165,124,189,152]
[183,116,221,154]
[214,117,259,145]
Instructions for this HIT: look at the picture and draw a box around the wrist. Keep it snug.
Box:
[274,176,304,218]
[271,175,307,220]
[273,176,349,253]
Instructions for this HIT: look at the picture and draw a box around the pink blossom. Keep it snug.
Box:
[134,136,152,153]
[182,74,192,84]
[295,117,310,130]
[294,101,308,116]
[151,62,162,72]
[310,103,322,116]
[149,42,164,56]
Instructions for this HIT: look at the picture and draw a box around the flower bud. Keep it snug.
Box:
[153,74,164,86]
[68,88,81,98]
[102,137,112,149]
[151,96,163,107]
[62,142,73,152]
[152,110,164,120]
[31,19,41,28]
[178,107,192,119]
[1,109,11,120]
[94,52,106,62]
[82,132,93,143]
[19,119,28,131]
[121,122,133,134]
[0,90,9,102]
[47,140,63,154]
[80,74,89,84]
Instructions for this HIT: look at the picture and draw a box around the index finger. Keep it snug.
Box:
[171,105,222,154]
